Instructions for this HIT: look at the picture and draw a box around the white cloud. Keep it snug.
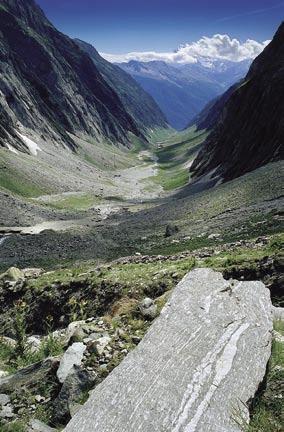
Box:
[101,34,270,64]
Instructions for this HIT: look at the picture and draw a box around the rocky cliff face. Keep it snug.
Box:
[190,23,284,182]
[0,0,141,152]
[74,39,168,133]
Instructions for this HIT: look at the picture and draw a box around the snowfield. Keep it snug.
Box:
[18,133,42,156]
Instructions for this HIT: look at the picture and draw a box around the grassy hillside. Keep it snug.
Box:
[153,128,208,190]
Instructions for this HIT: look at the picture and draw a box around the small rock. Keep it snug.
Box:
[207,233,221,239]
[57,343,86,383]
[0,371,9,378]
[0,404,14,418]
[35,395,45,403]
[69,327,87,343]
[165,224,179,238]
[29,419,56,431]
[0,336,17,348]
[138,298,157,320]
[0,394,10,406]
[53,366,95,424]
[22,268,44,279]
[27,336,42,353]
[131,336,141,345]
[0,357,59,393]
[88,336,111,356]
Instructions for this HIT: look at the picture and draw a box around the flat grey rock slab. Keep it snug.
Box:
[28,419,56,431]
[64,268,273,432]
[57,343,86,383]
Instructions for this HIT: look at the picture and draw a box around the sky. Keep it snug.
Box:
[36,0,284,62]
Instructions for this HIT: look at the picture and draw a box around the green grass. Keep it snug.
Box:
[152,128,208,191]
[0,168,46,198]
[0,421,27,432]
[146,127,175,144]
[247,320,284,432]
[0,334,64,374]
[41,193,102,211]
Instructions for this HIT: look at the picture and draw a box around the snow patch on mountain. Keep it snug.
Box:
[18,133,42,156]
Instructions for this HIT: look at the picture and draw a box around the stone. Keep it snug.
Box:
[0,371,9,378]
[28,419,56,431]
[208,233,221,239]
[27,336,42,353]
[0,357,59,393]
[0,336,17,348]
[0,404,14,418]
[35,394,45,403]
[0,394,10,406]
[165,224,179,238]
[57,343,86,384]
[138,297,157,320]
[22,268,44,279]
[88,336,111,356]
[64,269,273,432]
[53,366,96,425]
[69,327,87,343]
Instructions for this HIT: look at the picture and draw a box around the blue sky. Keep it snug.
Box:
[36,0,284,53]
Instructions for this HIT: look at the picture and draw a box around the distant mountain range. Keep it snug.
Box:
[117,59,251,129]
[0,0,167,154]
[190,22,284,182]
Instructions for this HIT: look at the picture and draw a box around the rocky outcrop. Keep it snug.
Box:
[0,357,59,393]
[64,268,273,432]
[190,23,284,182]
[0,0,142,152]
[57,343,86,384]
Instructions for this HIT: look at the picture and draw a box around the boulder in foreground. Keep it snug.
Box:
[64,268,273,432]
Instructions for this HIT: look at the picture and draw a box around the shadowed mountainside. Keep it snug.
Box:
[0,0,145,152]
[190,23,284,182]
[74,39,168,133]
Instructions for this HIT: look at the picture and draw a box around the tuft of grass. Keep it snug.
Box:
[0,421,27,432]
[247,320,284,432]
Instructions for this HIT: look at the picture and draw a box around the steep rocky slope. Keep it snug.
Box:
[0,0,142,153]
[186,82,240,132]
[190,23,284,182]
[74,39,168,133]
